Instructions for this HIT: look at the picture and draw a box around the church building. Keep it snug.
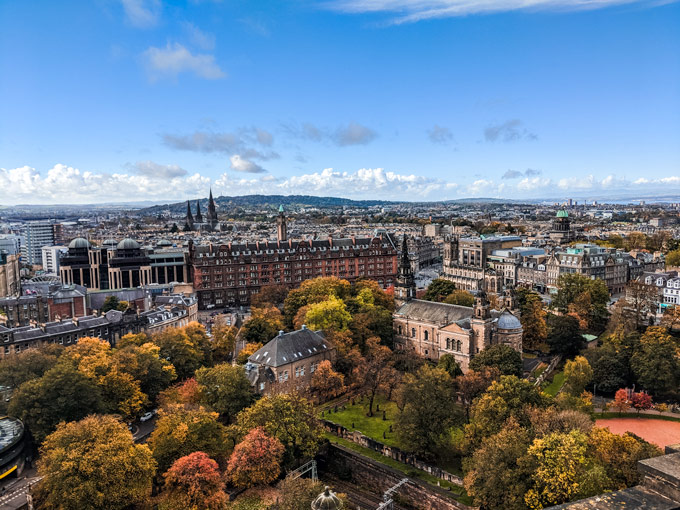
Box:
[393,236,523,372]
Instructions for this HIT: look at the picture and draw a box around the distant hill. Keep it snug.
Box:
[139,194,401,215]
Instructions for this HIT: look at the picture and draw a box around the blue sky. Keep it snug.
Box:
[0,0,678,204]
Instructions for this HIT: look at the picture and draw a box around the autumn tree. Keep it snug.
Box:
[563,356,593,396]
[630,326,680,396]
[661,305,680,332]
[113,342,177,402]
[278,476,326,510]
[626,281,659,330]
[553,273,610,332]
[251,284,290,309]
[311,360,345,401]
[160,452,227,510]
[395,365,463,458]
[606,298,637,336]
[423,279,457,302]
[610,388,631,414]
[352,336,393,416]
[519,292,548,351]
[469,344,523,377]
[152,324,210,380]
[463,418,532,510]
[148,404,229,473]
[227,427,285,488]
[630,391,653,414]
[454,367,499,422]
[242,306,285,344]
[37,415,155,510]
[303,294,352,331]
[283,277,352,327]
[210,316,238,362]
[8,363,103,442]
[236,342,262,364]
[443,289,475,307]
[0,343,63,388]
[195,363,255,423]
[666,249,680,267]
[159,378,202,408]
[234,393,322,466]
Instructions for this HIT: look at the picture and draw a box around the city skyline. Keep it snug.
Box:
[1,0,679,204]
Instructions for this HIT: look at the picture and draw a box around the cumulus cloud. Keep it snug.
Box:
[230,155,266,173]
[183,22,216,51]
[427,125,454,145]
[121,0,160,27]
[327,0,660,23]
[142,43,225,81]
[502,168,542,179]
[162,128,278,161]
[131,160,187,178]
[484,119,537,142]
[284,122,378,147]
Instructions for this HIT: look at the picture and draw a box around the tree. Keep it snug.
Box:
[464,418,532,510]
[234,393,322,467]
[630,327,680,396]
[0,344,63,388]
[159,378,202,408]
[546,314,584,357]
[236,342,262,364]
[606,298,637,336]
[310,360,345,401]
[454,367,499,422]
[586,345,629,394]
[563,356,593,396]
[148,404,229,474]
[251,284,290,309]
[152,324,209,380]
[469,344,523,377]
[523,430,608,509]
[303,294,352,331]
[661,305,680,332]
[519,293,548,351]
[423,279,457,302]
[8,363,103,442]
[630,391,653,414]
[666,249,680,267]
[626,281,659,330]
[443,289,475,307]
[610,388,631,414]
[227,427,285,488]
[160,452,227,510]
[210,317,238,362]
[437,353,463,378]
[170,223,179,233]
[195,363,255,423]
[553,274,610,332]
[395,365,462,458]
[101,295,128,313]
[278,476,326,510]
[283,277,352,327]
[352,336,393,417]
[242,306,285,344]
[37,415,155,510]
[113,342,177,402]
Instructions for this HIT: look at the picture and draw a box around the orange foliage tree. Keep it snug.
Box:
[160,451,227,510]
[227,427,284,488]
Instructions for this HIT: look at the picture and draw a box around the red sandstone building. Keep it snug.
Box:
[189,209,399,309]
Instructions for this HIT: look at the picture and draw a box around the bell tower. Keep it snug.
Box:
[394,235,416,307]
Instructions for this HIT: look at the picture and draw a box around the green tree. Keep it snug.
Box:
[585,344,629,394]
[195,363,255,423]
[113,342,177,402]
[234,393,322,467]
[630,326,680,396]
[443,289,475,307]
[395,365,463,458]
[423,279,457,302]
[547,314,584,357]
[563,356,593,396]
[37,415,155,510]
[8,363,103,442]
[437,353,463,378]
[101,295,128,313]
[469,344,523,377]
[463,418,532,510]
[553,274,610,332]
[283,277,352,327]
[149,404,230,474]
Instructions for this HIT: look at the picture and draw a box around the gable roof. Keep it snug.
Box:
[249,327,331,368]
[394,299,472,325]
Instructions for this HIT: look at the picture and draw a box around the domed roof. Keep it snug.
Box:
[102,239,118,246]
[312,487,343,510]
[497,310,522,330]
[68,237,90,249]
[117,238,140,250]
[556,209,569,218]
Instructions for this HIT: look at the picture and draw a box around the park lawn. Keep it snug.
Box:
[544,371,565,397]
[321,394,402,448]
[324,433,473,506]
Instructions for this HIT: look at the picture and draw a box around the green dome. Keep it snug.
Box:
[556,209,569,218]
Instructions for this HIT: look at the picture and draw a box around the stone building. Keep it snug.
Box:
[0,252,20,298]
[549,209,572,242]
[245,325,335,395]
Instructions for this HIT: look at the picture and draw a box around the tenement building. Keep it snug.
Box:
[190,210,398,309]
[441,234,523,293]
[393,249,522,372]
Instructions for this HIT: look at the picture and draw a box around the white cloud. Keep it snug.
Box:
[517,176,551,191]
[121,0,161,28]
[142,43,225,81]
[162,128,277,160]
[183,22,216,50]
[230,155,266,173]
[131,160,187,178]
[284,122,378,146]
[328,0,660,23]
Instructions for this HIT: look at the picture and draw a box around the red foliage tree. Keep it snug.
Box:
[630,392,653,414]
[227,427,285,488]
[161,451,227,510]
[610,388,631,415]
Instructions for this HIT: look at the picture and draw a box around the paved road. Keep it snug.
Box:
[0,476,41,510]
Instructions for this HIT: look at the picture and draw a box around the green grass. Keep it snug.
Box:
[321,394,402,448]
[594,412,680,423]
[324,433,473,506]
[543,371,565,397]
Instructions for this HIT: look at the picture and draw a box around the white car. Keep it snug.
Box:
[140,412,154,422]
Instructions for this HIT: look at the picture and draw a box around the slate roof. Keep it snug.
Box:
[394,299,473,325]
[249,327,330,368]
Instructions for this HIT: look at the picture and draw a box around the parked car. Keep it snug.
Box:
[140,412,154,422]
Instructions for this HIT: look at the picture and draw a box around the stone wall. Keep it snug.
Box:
[318,443,472,510]
[321,420,463,486]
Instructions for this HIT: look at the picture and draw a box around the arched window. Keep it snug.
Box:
[446,338,450,349]
[424,330,429,341]
[456,340,462,352]
[411,328,416,338]
[398,325,402,335]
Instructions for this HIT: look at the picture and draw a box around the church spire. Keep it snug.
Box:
[395,234,416,306]
[195,200,203,223]
[207,187,218,229]
[185,200,194,231]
